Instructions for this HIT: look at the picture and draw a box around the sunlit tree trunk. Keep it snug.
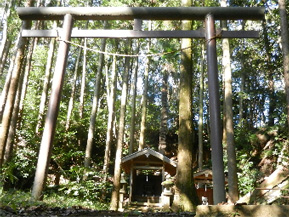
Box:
[138,22,151,150]
[220,1,239,201]
[172,0,198,211]
[0,0,13,69]
[0,0,35,167]
[239,54,245,124]
[35,36,56,135]
[138,58,149,150]
[198,43,205,171]
[65,43,82,131]
[4,58,26,163]
[129,42,139,154]
[103,55,117,175]
[19,29,41,130]
[84,38,106,168]
[110,40,131,211]
[0,1,13,78]
[0,40,11,77]
[158,70,168,155]
[278,0,289,131]
[79,38,87,119]
[238,21,246,126]
[0,36,18,122]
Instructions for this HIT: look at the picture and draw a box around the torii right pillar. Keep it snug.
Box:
[205,14,226,204]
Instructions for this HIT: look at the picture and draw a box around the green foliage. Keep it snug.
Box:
[0,146,37,190]
[0,189,109,211]
[0,190,42,211]
[237,156,261,196]
[58,168,112,205]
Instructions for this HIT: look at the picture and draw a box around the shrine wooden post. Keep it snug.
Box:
[17,6,264,204]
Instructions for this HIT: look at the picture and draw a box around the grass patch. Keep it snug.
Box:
[0,188,109,211]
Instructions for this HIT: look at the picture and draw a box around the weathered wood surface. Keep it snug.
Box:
[17,7,265,21]
[21,29,260,39]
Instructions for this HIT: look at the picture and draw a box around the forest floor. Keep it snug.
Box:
[0,206,195,217]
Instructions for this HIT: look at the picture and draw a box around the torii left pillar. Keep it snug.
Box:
[31,14,73,200]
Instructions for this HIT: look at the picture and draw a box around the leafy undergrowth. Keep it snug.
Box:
[0,189,110,216]
[0,189,197,216]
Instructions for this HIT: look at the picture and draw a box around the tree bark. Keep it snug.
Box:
[220,1,239,201]
[103,54,117,174]
[0,14,33,167]
[239,31,245,126]
[78,38,87,119]
[198,43,205,171]
[110,40,131,211]
[0,0,13,78]
[172,0,198,211]
[84,38,106,168]
[0,40,11,77]
[138,22,151,150]
[278,0,289,131]
[129,42,139,154]
[65,41,82,131]
[0,36,19,122]
[0,0,12,68]
[4,57,26,163]
[18,22,40,128]
[158,70,168,155]
[35,36,56,135]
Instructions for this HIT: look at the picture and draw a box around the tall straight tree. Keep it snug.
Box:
[159,69,168,155]
[65,42,82,131]
[4,55,26,162]
[0,0,35,167]
[129,41,139,154]
[0,40,11,77]
[79,38,87,119]
[35,36,56,135]
[0,45,16,122]
[0,0,13,77]
[84,38,106,168]
[172,0,198,211]
[110,40,131,211]
[220,0,238,203]
[129,20,141,154]
[238,24,245,126]
[103,54,118,175]
[198,43,205,171]
[138,21,151,150]
[278,0,289,131]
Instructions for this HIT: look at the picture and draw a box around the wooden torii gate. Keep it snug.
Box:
[17,7,264,204]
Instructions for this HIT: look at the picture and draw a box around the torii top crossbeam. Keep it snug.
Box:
[17,7,264,21]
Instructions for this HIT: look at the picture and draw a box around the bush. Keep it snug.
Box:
[58,166,112,204]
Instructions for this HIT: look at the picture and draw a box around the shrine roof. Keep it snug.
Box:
[121,148,177,175]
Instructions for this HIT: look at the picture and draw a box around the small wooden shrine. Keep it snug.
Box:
[121,148,177,204]
[194,169,214,205]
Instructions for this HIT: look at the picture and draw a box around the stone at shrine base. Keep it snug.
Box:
[161,191,173,209]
